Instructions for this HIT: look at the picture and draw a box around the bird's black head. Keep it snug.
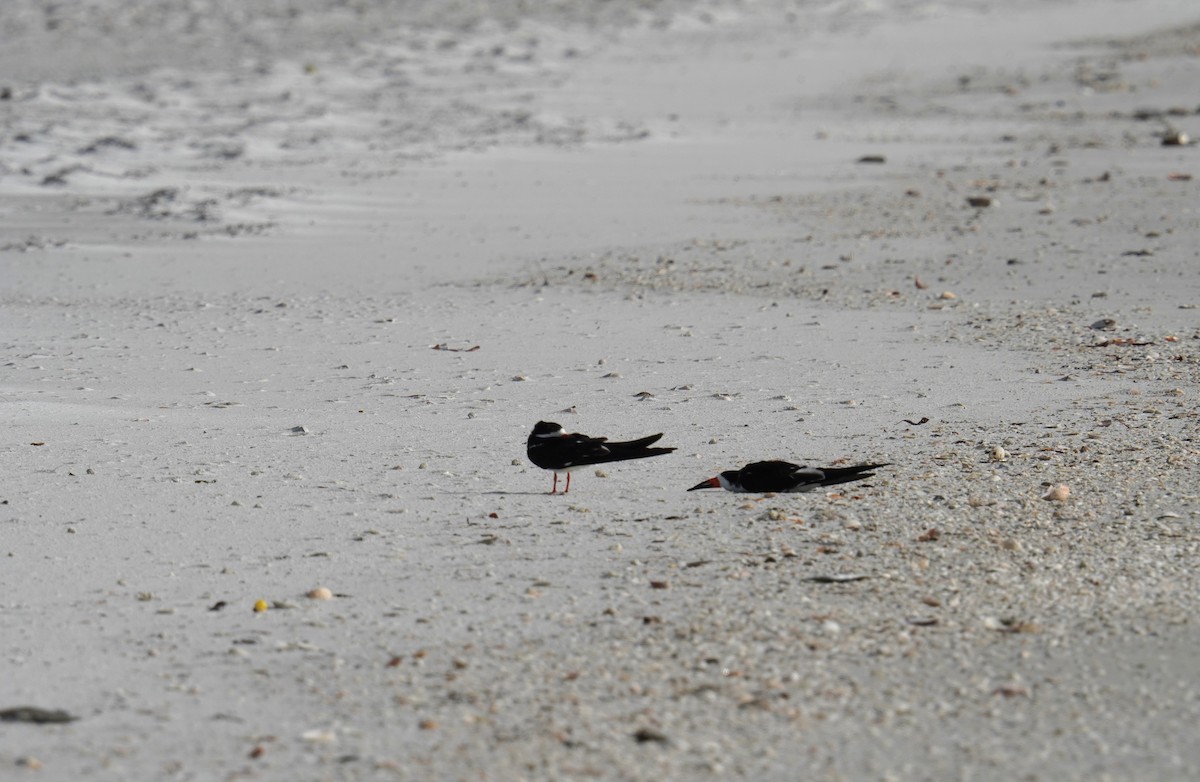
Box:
[531,421,563,437]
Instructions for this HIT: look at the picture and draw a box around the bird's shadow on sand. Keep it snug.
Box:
[477,490,561,496]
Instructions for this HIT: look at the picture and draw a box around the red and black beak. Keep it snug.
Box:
[687,477,720,492]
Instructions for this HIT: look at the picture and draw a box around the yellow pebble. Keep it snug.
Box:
[253,599,269,613]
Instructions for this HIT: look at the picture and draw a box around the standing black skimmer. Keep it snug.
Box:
[688,460,887,493]
[527,420,675,494]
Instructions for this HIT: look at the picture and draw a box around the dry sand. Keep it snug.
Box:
[4,0,1200,779]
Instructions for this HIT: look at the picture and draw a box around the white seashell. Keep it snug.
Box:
[301,729,336,744]
[1042,484,1070,502]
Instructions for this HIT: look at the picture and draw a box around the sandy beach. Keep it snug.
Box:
[4,0,1200,779]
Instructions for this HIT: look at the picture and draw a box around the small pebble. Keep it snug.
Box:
[1162,129,1189,146]
[307,587,333,600]
[632,727,668,744]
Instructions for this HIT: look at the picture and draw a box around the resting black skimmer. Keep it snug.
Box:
[688,460,887,493]
[527,420,675,494]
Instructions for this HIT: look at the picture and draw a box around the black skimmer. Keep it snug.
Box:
[527,420,675,494]
[688,460,887,494]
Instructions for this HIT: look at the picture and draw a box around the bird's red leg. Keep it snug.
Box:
[565,473,571,493]
[551,473,559,495]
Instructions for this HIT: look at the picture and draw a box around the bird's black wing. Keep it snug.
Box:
[816,463,889,487]
[528,432,611,469]
[736,461,824,492]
